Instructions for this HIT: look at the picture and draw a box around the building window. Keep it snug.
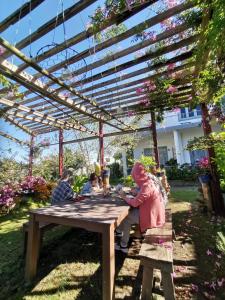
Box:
[143,148,153,156]
[143,147,168,165]
[196,105,202,116]
[180,108,186,119]
[188,108,194,117]
[190,150,207,165]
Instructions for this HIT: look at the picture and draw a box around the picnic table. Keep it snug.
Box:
[25,195,130,300]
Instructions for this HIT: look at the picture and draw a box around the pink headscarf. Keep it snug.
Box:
[131,162,149,187]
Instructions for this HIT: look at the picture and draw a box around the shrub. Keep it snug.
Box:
[109,162,123,179]
[72,175,88,193]
[122,175,135,187]
[136,155,156,171]
[166,165,199,181]
[0,183,20,215]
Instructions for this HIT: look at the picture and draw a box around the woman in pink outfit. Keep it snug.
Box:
[115,162,165,253]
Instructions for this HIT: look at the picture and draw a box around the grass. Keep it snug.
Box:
[0,188,225,299]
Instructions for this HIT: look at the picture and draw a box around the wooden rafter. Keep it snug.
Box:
[0,57,126,132]
[0,38,132,131]
[0,130,29,146]
[2,0,97,58]
[0,97,97,135]
[4,115,33,135]
[0,0,45,33]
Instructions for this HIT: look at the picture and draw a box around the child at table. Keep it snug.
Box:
[51,169,75,205]
[115,162,165,253]
[81,173,100,194]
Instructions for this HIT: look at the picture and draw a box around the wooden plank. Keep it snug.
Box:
[0,59,113,133]
[0,130,29,146]
[0,0,45,33]
[46,1,196,77]
[161,272,175,300]
[141,267,154,300]
[7,0,194,102]
[32,0,157,64]
[25,214,40,282]
[102,224,115,300]
[2,0,96,57]
[0,97,86,131]
[73,35,198,87]
[0,41,130,132]
[21,56,193,115]
[4,115,33,135]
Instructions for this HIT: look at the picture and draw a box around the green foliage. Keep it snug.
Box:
[122,175,134,187]
[0,158,27,185]
[109,162,123,179]
[166,165,199,181]
[136,155,156,171]
[94,24,127,43]
[216,232,225,255]
[72,175,88,193]
[33,148,86,181]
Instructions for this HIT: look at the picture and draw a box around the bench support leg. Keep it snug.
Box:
[141,266,153,300]
[161,271,175,300]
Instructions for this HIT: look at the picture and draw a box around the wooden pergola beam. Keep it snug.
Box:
[0,97,93,133]
[0,130,29,146]
[0,58,125,132]
[4,115,33,135]
[72,35,198,87]
[18,51,194,113]
[2,0,96,58]
[0,37,132,131]
[0,0,45,33]
[15,2,195,104]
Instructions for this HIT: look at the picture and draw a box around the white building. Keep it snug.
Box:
[122,106,220,176]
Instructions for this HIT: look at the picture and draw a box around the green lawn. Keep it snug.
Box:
[0,189,224,299]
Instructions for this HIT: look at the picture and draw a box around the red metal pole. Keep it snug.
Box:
[99,122,104,167]
[28,134,34,176]
[151,111,160,168]
[59,129,64,177]
[201,103,224,215]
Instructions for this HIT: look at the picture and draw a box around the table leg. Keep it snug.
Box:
[102,224,115,300]
[25,214,40,282]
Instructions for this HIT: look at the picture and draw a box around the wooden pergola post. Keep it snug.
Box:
[201,103,225,215]
[151,111,160,168]
[28,134,34,176]
[99,122,104,167]
[59,129,64,177]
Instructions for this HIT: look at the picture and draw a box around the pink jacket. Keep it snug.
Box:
[125,162,165,232]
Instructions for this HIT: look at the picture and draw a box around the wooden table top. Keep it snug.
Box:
[30,195,130,225]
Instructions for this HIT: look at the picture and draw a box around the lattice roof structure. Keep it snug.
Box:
[0,0,202,138]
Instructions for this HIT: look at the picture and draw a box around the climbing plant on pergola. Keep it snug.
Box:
[0,0,224,214]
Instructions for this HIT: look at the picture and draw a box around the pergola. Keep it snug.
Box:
[0,0,224,214]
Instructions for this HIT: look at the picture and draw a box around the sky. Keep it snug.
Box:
[0,0,185,162]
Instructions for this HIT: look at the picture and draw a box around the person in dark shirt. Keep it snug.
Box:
[51,169,74,205]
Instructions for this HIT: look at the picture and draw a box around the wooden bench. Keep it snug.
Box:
[23,222,57,257]
[139,209,175,300]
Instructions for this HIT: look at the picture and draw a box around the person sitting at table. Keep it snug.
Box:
[115,162,165,253]
[51,169,75,205]
[81,173,99,194]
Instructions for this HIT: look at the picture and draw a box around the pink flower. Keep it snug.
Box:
[217,278,225,287]
[136,88,144,94]
[167,63,175,71]
[191,284,199,292]
[199,157,210,169]
[210,281,216,290]
[127,111,135,117]
[0,46,5,55]
[172,107,180,113]
[166,85,178,94]
[206,249,213,256]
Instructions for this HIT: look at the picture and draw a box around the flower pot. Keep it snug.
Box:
[199,174,211,184]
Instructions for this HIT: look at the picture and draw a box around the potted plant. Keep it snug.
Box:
[197,157,211,184]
